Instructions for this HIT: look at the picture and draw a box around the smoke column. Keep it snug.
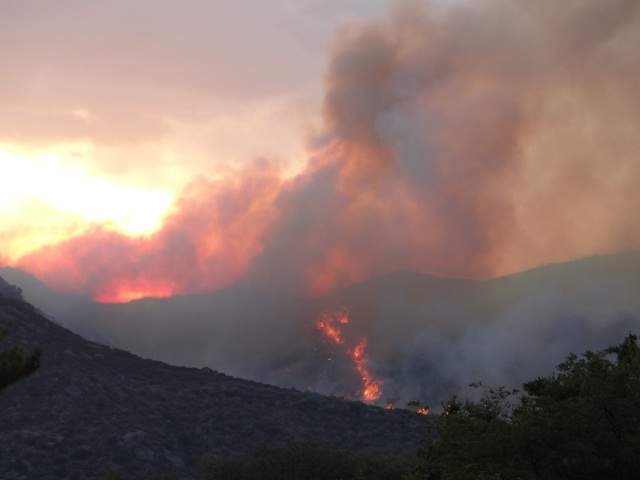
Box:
[8,0,640,405]
[16,0,640,301]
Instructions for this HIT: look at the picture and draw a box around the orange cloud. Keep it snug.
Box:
[19,164,282,301]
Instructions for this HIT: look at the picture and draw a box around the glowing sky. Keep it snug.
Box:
[0,0,388,261]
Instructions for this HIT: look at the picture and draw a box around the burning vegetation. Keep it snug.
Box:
[316,309,383,402]
[408,400,431,416]
[316,310,349,345]
[416,406,430,416]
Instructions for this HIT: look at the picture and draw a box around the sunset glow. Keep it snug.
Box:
[94,278,177,304]
[0,145,173,260]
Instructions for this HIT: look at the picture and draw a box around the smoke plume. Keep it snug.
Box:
[17,0,640,299]
[9,0,640,405]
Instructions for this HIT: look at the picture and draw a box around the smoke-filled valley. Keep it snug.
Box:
[3,0,640,415]
[4,251,640,408]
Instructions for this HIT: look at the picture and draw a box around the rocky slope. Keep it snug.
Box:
[0,281,432,480]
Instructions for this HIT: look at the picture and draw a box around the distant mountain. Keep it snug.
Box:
[0,278,429,480]
[4,252,640,406]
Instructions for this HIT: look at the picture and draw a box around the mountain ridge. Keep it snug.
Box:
[0,280,431,480]
[2,251,640,406]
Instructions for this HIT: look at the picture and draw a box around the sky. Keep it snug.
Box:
[2,0,640,302]
[0,0,389,258]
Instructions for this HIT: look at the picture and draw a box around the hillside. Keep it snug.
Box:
[4,252,640,406]
[0,281,431,480]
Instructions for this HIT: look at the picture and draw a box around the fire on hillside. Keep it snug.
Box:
[316,309,383,402]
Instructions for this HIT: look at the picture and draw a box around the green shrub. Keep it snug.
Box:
[410,335,640,480]
[0,326,41,391]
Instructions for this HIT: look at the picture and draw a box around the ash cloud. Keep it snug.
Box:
[9,0,640,405]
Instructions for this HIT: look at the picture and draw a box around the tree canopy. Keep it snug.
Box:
[410,334,640,480]
[0,327,41,392]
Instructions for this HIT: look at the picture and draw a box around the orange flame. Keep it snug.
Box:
[384,401,395,411]
[351,339,383,401]
[417,406,430,416]
[315,309,349,345]
[315,309,383,402]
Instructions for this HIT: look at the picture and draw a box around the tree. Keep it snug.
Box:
[410,335,640,480]
[0,326,41,392]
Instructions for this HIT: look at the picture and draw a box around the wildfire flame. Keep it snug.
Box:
[315,310,349,345]
[315,309,383,402]
[417,406,430,416]
[384,401,395,411]
[351,339,383,402]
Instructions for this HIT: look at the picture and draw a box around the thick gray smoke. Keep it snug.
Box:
[4,252,640,407]
[7,0,640,406]
[20,0,640,297]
